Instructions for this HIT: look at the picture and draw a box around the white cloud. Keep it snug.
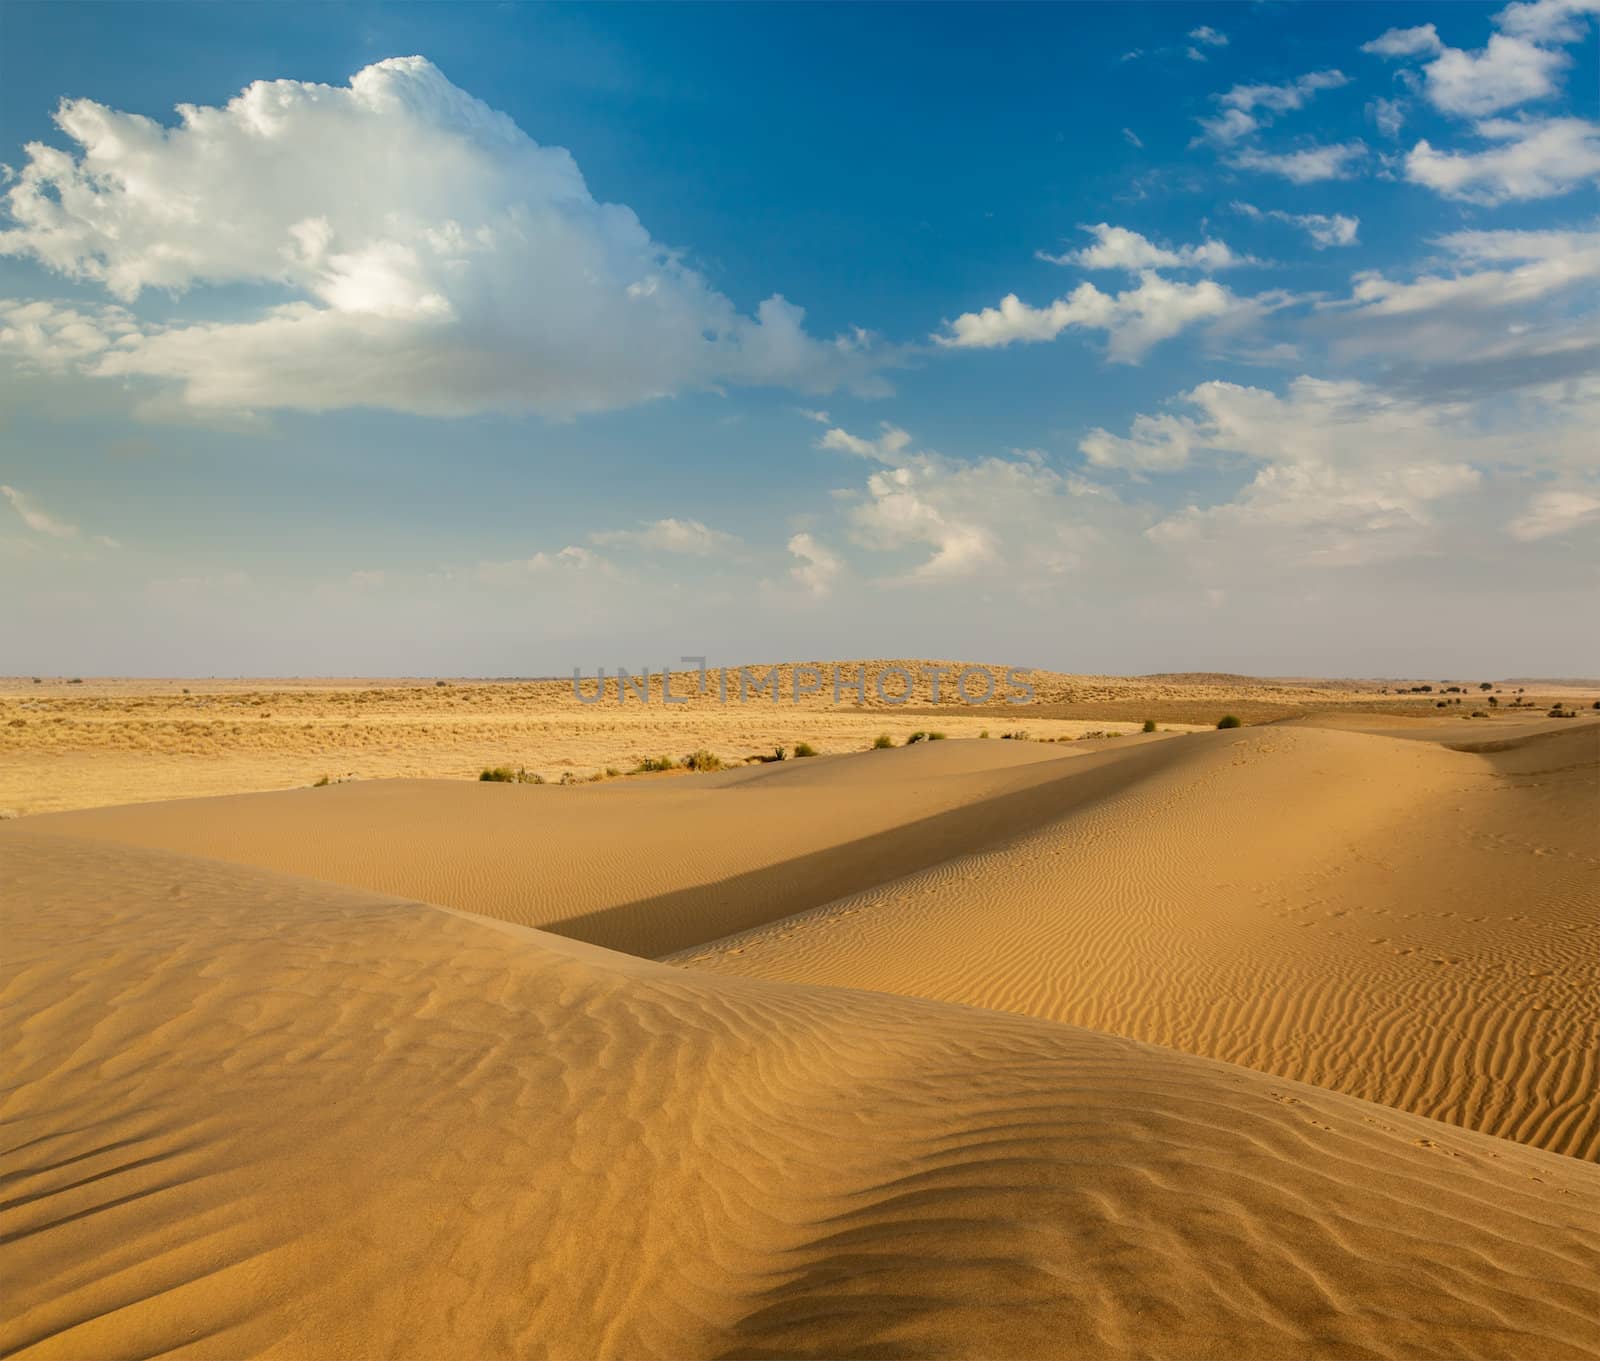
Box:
[1230,141,1367,183]
[1092,378,1496,567]
[853,466,997,581]
[1368,4,1598,118]
[786,533,841,597]
[1234,203,1359,248]
[817,424,1111,586]
[1345,226,1600,315]
[1507,488,1600,539]
[1,484,78,538]
[1122,127,1144,149]
[1369,97,1408,139]
[1494,0,1600,45]
[590,518,740,555]
[1195,108,1260,146]
[1318,226,1600,399]
[0,299,140,370]
[818,422,914,462]
[475,545,608,584]
[1190,26,1229,47]
[1221,70,1348,115]
[1041,223,1243,272]
[0,57,881,418]
[1406,117,1600,202]
[1422,36,1569,116]
[1362,25,1444,58]
[1194,70,1347,148]
[934,272,1236,361]
[1079,413,1198,471]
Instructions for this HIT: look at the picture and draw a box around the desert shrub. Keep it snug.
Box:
[483,765,544,783]
[605,766,622,778]
[793,741,818,757]
[978,729,990,738]
[1142,719,1158,733]
[684,748,724,772]
[1217,715,1242,729]
[927,731,947,741]
[906,731,927,744]
[872,733,894,749]
[1488,696,1498,706]
[772,745,788,761]
[1548,706,1575,718]
[434,680,448,687]
[1479,682,1493,691]
[1593,701,1600,710]
[633,755,678,773]
[313,775,331,787]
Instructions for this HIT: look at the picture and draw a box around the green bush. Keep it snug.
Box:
[793,741,818,757]
[481,765,542,783]
[1142,719,1157,733]
[684,749,724,772]
[872,733,895,749]
[1216,715,1242,729]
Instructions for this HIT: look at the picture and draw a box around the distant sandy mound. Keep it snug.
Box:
[3,831,1596,1361]
[675,722,1600,1158]
[20,737,1139,957]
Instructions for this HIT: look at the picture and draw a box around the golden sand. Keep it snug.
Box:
[2,666,1597,1359]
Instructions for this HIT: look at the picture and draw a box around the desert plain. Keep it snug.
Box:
[2,662,1598,1359]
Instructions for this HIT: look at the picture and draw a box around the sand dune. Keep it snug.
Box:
[676,721,1600,1158]
[21,737,1117,957]
[3,831,1597,1361]
[27,721,1598,1158]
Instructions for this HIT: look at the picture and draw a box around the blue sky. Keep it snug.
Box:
[2,1,1597,676]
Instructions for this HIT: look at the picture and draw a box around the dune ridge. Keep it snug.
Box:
[676,722,1600,1158]
[27,721,1598,1158]
[3,830,1598,1361]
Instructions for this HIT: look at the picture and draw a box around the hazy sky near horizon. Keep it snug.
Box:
[2,1,1597,677]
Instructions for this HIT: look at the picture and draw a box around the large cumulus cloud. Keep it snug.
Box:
[0,57,882,416]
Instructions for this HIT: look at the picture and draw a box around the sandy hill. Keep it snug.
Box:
[3,831,1596,1361]
[26,720,1598,1158]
